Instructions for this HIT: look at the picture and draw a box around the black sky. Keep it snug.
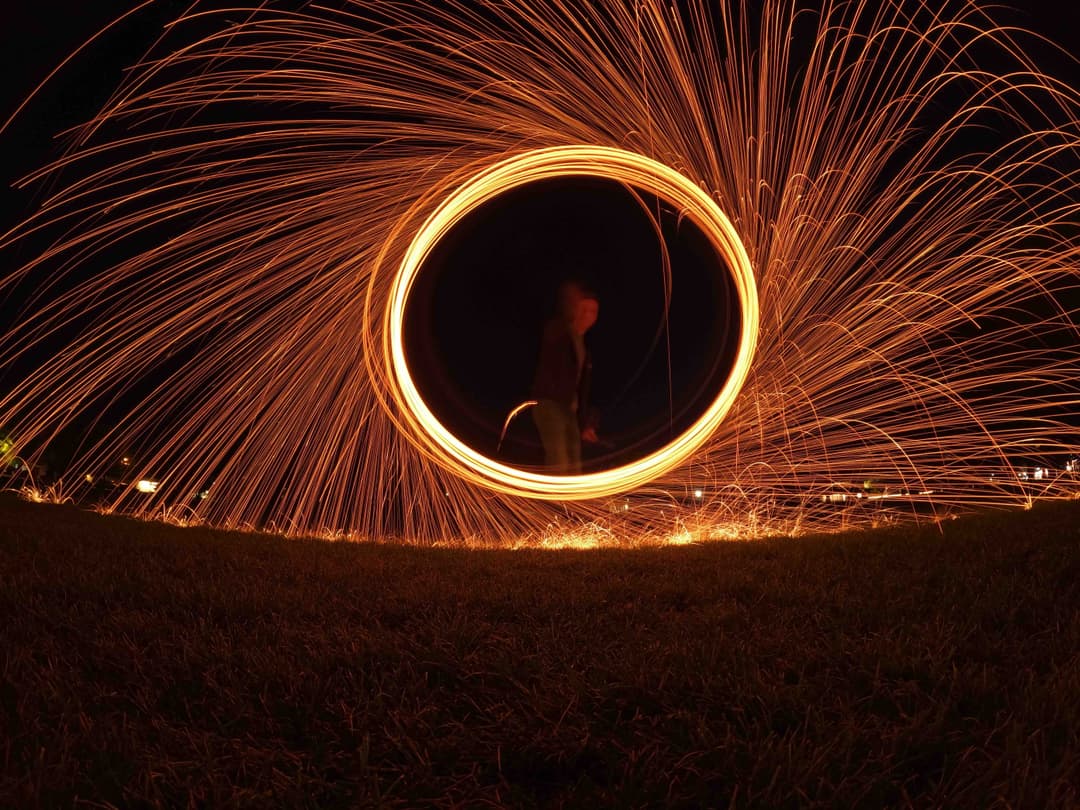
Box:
[404,176,743,469]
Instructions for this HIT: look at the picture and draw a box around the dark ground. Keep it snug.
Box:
[0,492,1077,808]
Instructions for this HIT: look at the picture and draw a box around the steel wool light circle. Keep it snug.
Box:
[385,145,758,500]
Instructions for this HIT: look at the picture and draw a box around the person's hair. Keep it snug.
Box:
[557,279,598,319]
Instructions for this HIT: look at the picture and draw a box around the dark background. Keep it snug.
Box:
[2,1,1077,473]
[404,176,742,471]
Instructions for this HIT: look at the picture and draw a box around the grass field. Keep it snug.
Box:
[0,493,1078,808]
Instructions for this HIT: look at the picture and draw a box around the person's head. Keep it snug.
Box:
[558,280,599,335]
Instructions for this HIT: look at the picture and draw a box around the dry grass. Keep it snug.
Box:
[0,493,1077,808]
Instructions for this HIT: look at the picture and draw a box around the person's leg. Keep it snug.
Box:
[565,409,582,474]
[532,399,570,472]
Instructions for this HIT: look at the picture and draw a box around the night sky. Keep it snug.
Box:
[2,1,1078,472]
[404,176,741,470]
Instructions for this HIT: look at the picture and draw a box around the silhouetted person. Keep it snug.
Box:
[531,281,599,473]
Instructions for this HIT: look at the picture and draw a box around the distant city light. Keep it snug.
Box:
[136,480,159,493]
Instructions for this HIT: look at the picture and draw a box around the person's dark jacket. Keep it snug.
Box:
[530,318,594,428]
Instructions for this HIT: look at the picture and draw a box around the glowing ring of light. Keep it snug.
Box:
[386,145,758,500]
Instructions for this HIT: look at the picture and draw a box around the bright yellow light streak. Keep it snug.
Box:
[497,399,538,453]
[385,145,758,500]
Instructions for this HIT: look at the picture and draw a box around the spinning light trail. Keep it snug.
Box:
[1,0,1078,545]
[385,145,757,499]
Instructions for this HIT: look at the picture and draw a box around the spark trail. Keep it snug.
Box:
[1,0,1078,545]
